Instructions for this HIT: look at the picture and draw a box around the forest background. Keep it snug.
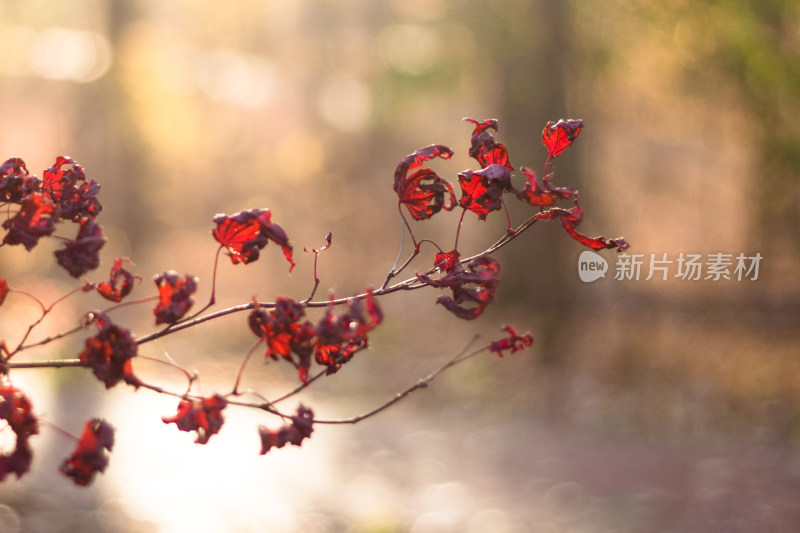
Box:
[0,1,799,532]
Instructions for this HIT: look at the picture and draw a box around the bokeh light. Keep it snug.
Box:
[1,1,800,531]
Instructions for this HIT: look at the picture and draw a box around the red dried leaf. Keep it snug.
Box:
[417,255,501,319]
[162,394,227,444]
[41,156,102,222]
[489,325,534,357]
[0,381,39,481]
[542,119,583,158]
[0,278,7,307]
[0,158,40,203]
[1,192,56,251]
[54,218,106,278]
[60,418,114,486]
[249,298,315,382]
[153,271,198,325]
[535,206,630,251]
[258,404,314,454]
[78,313,140,389]
[213,208,294,271]
[457,164,513,220]
[313,291,382,374]
[515,166,578,207]
[433,250,461,274]
[96,258,140,302]
[463,117,514,171]
[394,144,456,221]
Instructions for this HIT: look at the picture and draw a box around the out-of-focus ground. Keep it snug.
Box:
[1,1,800,531]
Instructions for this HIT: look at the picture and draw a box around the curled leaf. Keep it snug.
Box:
[515,166,577,207]
[41,156,102,222]
[0,380,39,481]
[258,405,314,454]
[96,258,140,302]
[213,208,294,271]
[0,158,40,203]
[162,394,227,444]
[535,205,629,251]
[153,271,198,325]
[489,325,534,357]
[1,192,56,251]
[78,313,140,389]
[314,290,382,374]
[54,218,106,278]
[60,418,114,486]
[249,298,315,382]
[463,117,514,171]
[418,255,501,319]
[393,144,456,221]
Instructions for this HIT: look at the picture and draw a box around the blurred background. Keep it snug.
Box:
[1,0,799,531]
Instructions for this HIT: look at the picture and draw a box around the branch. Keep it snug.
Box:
[313,335,482,425]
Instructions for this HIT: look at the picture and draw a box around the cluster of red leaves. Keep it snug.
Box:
[258,404,313,454]
[249,297,316,381]
[0,156,105,278]
[161,394,227,444]
[0,380,39,481]
[78,312,140,389]
[60,418,114,486]
[418,254,501,320]
[250,291,383,381]
[395,118,628,318]
[41,156,102,222]
[213,208,294,271]
[153,271,198,325]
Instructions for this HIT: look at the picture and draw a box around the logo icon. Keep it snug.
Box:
[578,250,608,283]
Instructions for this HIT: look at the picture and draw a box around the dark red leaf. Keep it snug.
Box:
[258,404,314,454]
[162,394,227,444]
[1,192,57,250]
[535,205,630,251]
[313,291,382,374]
[78,313,140,389]
[41,156,102,221]
[0,380,39,481]
[394,144,456,221]
[515,166,578,207]
[489,325,534,357]
[54,218,106,278]
[463,117,514,171]
[213,208,294,271]
[433,250,461,274]
[0,158,40,203]
[542,119,583,158]
[457,164,513,220]
[96,258,140,302]
[417,255,501,319]
[60,418,114,486]
[153,271,198,325]
[249,298,315,382]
